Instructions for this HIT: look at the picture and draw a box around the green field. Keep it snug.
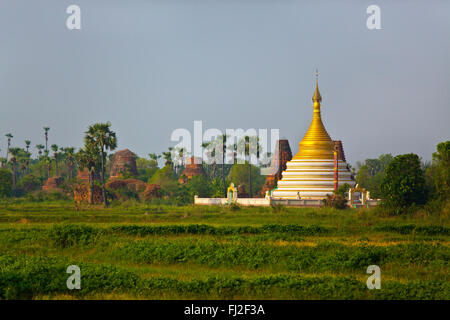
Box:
[0,200,449,300]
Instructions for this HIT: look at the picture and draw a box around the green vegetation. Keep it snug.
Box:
[356,154,393,199]
[322,183,351,209]
[0,124,448,300]
[228,164,264,196]
[381,154,428,213]
[84,122,118,207]
[0,201,448,300]
[427,141,450,201]
[355,143,449,216]
[0,168,12,197]
[2,119,446,213]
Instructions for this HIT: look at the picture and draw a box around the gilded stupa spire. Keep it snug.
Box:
[312,70,322,103]
[293,71,335,160]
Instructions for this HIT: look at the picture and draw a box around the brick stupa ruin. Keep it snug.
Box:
[179,157,206,184]
[107,148,161,201]
[259,139,293,196]
[110,149,138,178]
[42,176,63,191]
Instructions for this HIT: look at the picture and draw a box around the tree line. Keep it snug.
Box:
[0,123,448,212]
[0,124,270,206]
[354,141,449,214]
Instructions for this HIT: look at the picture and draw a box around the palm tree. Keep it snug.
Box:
[20,159,27,176]
[36,144,45,158]
[76,146,99,205]
[148,153,161,168]
[64,147,75,179]
[0,157,6,168]
[25,140,31,153]
[84,122,117,207]
[43,150,51,178]
[51,144,59,176]
[9,147,21,191]
[163,147,174,167]
[202,141,216,179]
[23,141,31,173]
[229,142,238,165]
[260,152,272,171]
[43,127,50,151]
[23,150,31,174]
[5,133,13,161]
[218,135,228,197]
[59,147,67,175]
[244,136,252,197]
[203,135,231,196]
[177,147,186,174]
[237,135,261,198]
[255,137,262,169]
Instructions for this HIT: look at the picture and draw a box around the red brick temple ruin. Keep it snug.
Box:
[259,139,293,196]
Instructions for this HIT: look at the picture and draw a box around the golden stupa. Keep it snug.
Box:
[271,73,356,199]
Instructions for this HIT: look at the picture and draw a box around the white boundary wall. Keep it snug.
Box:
[194,196,323,207]
[194,197,228,205]
[194,196,379,207]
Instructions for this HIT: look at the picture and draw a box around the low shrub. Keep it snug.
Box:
[375,224,449,236]
[110,224,330,237]
[111,239,449,272]
[48,224,103,248]
[0,255,139,299]
[25,190,70,202]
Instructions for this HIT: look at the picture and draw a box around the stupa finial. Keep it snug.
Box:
[312,69,322,103]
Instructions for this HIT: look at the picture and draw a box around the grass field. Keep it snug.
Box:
[0,200,449,300]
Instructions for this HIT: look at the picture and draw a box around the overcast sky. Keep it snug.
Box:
[0,0,449,165]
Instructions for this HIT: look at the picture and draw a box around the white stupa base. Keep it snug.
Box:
[271,158,356,200]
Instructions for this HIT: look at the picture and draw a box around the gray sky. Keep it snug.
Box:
[0,0,449,166]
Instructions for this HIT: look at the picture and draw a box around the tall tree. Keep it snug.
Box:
[237,135,261,198]
[64,147,76,179]
[36,144,45,158]
[246,137,252,198]
[177,147,186,174]
[356,154,393,199]
[20,159,27,176]
[148,153,161,168]
[0,168,12,197]
[5,133,13,161]
[23,150,31,174]
[202,141,217,180]
[220,135,230,197]
[228,163,264,197]
[8,147,21,191]
[0,157,6,169]
[381,153,427,211]
[163,147,174,167]
[430,141,450,200]
[84,122,117,207]
[43,127,50,151]
[230,142,238,165]
[25,140,31,154]
[203,135,229,196]
[43,150,51,179]
[76,145,100,204]
[51,144,59,176]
